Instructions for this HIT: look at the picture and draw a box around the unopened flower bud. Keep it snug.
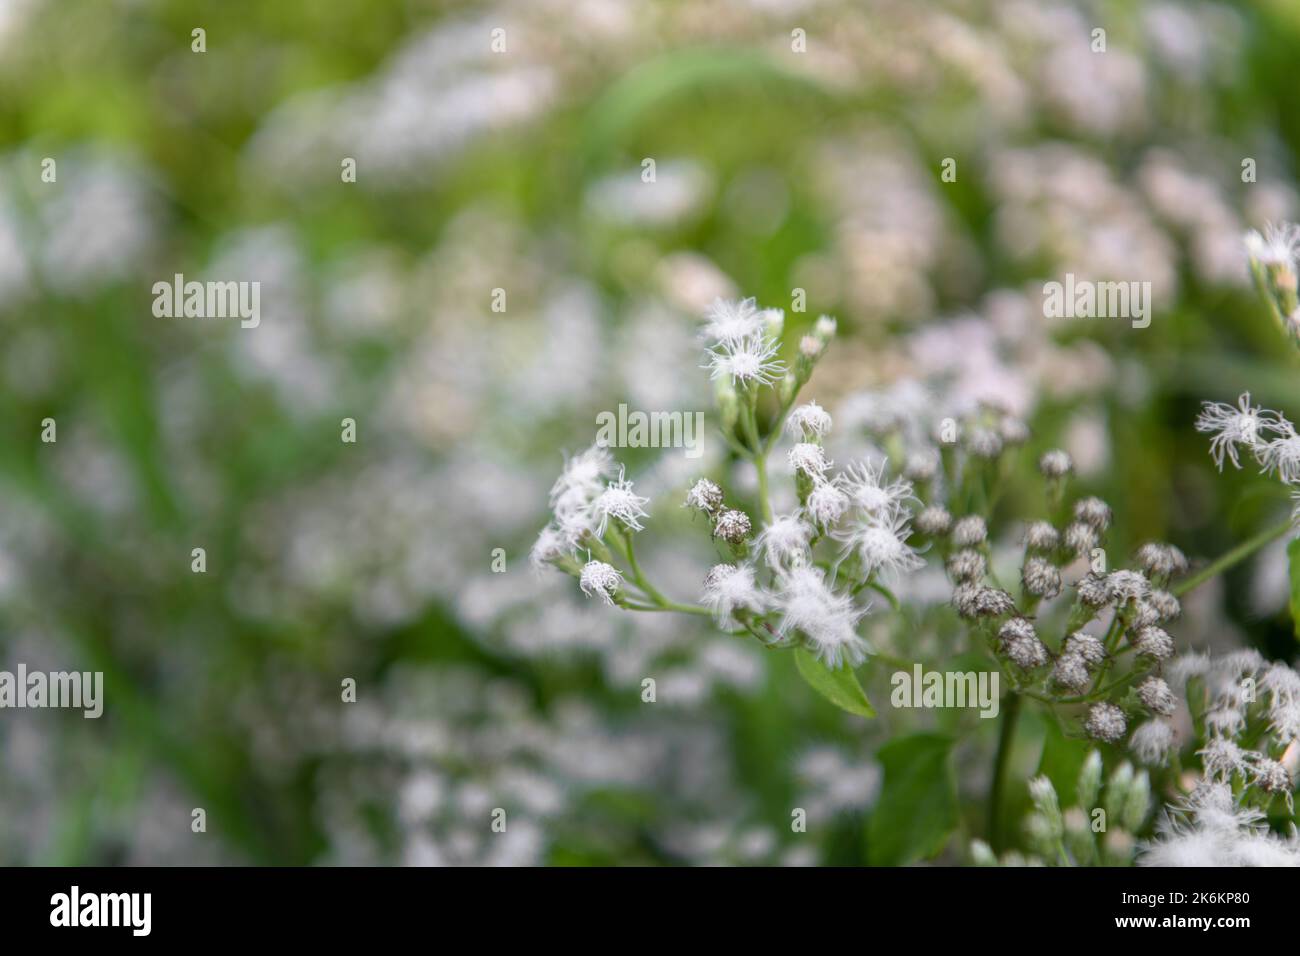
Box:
[1022,556,1061,599]
[1137,676,1176,716]
[947,548,986,583]
[951,515,987,547]
[1085,702,1127,743]
[1038,449,1074,479]
[915,505,952,536]
[713,508,753,545]
[1073,496,1113,532]
[1024,521,1060,553]
[685,478,724,514]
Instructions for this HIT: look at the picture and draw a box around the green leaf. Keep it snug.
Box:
[1036,717,1092,807]
[1288,536,1300,642]
[868,734,958,865]
[793,648,874,718]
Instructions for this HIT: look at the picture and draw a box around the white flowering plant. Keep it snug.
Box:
[534,259,1300,865]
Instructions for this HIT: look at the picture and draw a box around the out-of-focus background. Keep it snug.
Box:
[2,0,1299,865]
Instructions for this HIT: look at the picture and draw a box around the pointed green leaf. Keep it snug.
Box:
[794,648,875,718]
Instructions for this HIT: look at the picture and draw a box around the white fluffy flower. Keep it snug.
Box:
[1195,393,1281,471]
[701,563,767,627]
[788,442,831,479]
[774,566,868,668]
[785,401,833,439]
[1139,781,1300,867]
[700,296,764,345]
[1130,720,1175,766]
[529,525,570,571]
[756,513,814,570]
[579,560,622,606]
[549,444,614,509]
[1106,569,1150,606]
[593,467,650,536]
[1262,663,1300,743]
[834,510,924,580]
[1244,222,1300,269]
[1198,738,1251,781]
[684,477,724,514]
[805,477,850,529]
[704,333,785,386]
[840,459,914,518]
[1257,420,1300,482]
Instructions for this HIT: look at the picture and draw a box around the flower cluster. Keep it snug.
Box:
[534,297,923,670]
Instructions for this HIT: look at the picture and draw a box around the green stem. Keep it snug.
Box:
[989,691,1022,852]
[622,599,712,616]
[607,528,710,616]
[754,451,773,524]
[739,402,774,524]
[1173,517,1292,597]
